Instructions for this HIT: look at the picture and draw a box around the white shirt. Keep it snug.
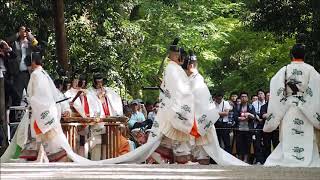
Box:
[214,100,231,122]
[252,100,265,114]
[16,40,28,71]
[147,111,156,122]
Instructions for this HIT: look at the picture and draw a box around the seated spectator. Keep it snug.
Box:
[128,100,146,129]
[147,102,159,122]
[136,99,148,118]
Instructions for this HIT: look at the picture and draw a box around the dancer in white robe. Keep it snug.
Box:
[1,53,90,163]
[97,47,247,165]
[263,43,320,167]
[183,50,248,165]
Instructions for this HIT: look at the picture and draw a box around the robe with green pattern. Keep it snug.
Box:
[264,61,320,167]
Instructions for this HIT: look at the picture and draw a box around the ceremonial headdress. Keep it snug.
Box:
[181,50,197,70]
[93,72,103,81]
[169,37,180,53]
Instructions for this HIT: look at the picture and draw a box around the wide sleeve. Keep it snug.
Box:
[106,87,123,116]
[162,64,194,134]
[29,72,59,134]
[264,67,288,132]
[192,74,219,136]
[57,90,71,113]
[298,68,320,129]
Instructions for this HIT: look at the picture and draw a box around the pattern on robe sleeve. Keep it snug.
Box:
[298,68,320,129]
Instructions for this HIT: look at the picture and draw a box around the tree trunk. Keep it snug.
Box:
[53,0,69,73]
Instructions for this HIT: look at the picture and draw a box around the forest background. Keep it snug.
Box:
[1,0,319,102]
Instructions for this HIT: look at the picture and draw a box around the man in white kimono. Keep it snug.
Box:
[87,73,127,160]
[182,50,248,166]
[263,43,320,167]
[89,73,123,117]
[64,74,101,158]
[64,75,101,118]
[153,41,196,164]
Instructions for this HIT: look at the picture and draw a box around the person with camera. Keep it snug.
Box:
[0,40,17,108]
[214,91,232,154]
[6,26,38,109]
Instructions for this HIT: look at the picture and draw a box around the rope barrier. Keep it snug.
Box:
[214,127,279,131]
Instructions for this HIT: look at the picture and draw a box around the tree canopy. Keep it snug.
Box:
[1,0,319,102]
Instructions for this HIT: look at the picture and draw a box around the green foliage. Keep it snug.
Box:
[1,0,313,101]
[246,0,320,71]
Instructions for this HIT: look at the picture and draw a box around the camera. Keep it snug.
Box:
[25,27,31,32]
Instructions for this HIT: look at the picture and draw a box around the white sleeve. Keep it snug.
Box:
[29,73,59,134]
[224,100,231,111]
[162,64,194,134]
[264,67,288,132]
[298,68,320,129]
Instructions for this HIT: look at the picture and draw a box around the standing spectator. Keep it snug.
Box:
[228,91,238,127]
[147,102,159,122]
[6,26,38,107]
[251,95,258,103]
[214,91,232,153]
[234,92,256,163]
[252,89,266,164]
[228,92,238,154]
[260,91,279,162]
[0,40,17,108]
[228,92,238,108]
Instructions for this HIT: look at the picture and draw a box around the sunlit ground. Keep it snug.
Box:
[1,163,320,180]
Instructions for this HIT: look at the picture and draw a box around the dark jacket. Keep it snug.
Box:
[234,103,256,130]
[259,102,268,126]
[0,50,17,77]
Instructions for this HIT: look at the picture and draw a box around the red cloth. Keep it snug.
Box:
[102,97,110,117]
[190,116,200,138]
[34,121,42,135]
[81,95,90,116]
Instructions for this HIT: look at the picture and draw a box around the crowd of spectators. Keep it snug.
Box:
[213,90,279,164]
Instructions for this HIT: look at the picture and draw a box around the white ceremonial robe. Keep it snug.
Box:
[189,70,248,165]
[1,67,91,163]
[88,87,123,117]
[64,88,101,118]
[157,61,195,141]
[87,87,124,160]
[264,61,320,167]
[1,64,248,165]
